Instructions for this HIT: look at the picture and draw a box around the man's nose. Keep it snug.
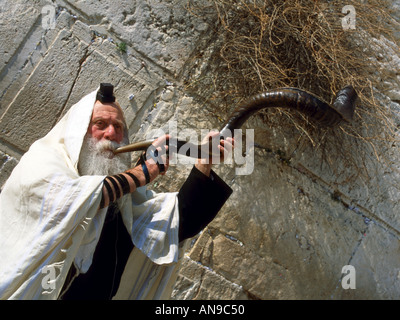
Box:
[104,124,117,141]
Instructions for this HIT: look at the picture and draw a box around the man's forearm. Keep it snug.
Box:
[100,160,159,208]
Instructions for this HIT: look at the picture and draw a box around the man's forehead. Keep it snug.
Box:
[92,100,124,118]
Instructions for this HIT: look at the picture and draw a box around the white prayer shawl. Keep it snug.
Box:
[0,89,184,300]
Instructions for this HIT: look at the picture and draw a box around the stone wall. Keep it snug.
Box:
[1,0,399,299]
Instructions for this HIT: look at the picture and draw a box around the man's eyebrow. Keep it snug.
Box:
[92,116,125,127]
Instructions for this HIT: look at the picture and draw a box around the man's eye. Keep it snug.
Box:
[95,121,105,128]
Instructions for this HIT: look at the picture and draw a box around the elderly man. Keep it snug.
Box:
[0,84,233,300]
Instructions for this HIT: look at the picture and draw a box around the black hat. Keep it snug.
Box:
[96,83,116,103]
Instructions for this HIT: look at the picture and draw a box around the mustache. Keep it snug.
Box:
[94,139,123,153]
[78,136,131,176]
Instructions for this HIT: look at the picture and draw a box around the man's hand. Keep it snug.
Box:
[133,132,234,183]
[149,134,170,176]
[142,134,170,181]
[195,131,234,177]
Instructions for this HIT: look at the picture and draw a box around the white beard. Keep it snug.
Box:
[78,135,131,176]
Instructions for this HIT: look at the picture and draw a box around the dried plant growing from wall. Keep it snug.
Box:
[186,0,398,176]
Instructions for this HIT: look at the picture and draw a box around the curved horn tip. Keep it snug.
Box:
[332,85,358,122]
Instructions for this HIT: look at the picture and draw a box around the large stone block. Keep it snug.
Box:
[0,1,39,72]
[0,29,88,151]
[172,256,248,300]
[57,0,215,74]
[0,8,76,113]
[58,37,164,120]
[180,148,371,299]
[332,223,400,299]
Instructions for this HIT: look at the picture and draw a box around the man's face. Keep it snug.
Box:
[78,100,130,176]
[87,100,125,144]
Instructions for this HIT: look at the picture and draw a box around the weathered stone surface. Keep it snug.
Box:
[0,9,76,114]
[0,1,39,72]
[182,148,372,299]
[332,223,400,299]
[0,0,399,300]
[56,0,215,74]
[172,256,248,300]
[0,29,88,151]
[0,151,18,189]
